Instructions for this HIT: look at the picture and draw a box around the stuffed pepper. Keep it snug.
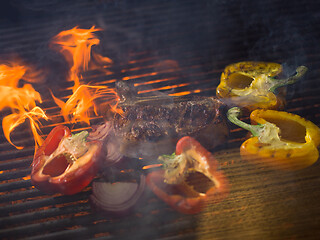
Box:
[216,62,307,110]
[31,125,102,195]
[227,107,320,170]
[146,136,229,214]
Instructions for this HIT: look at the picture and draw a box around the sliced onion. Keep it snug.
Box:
[88,121,123,166]
[90,174,146,216]
[103,134,123,166]
[88,121,112,141]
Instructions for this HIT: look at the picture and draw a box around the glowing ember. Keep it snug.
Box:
[142,163,163,170]
[51,26,121,124]
[22,175,31,181]
[0,62,48,150]
[137,83,190,94]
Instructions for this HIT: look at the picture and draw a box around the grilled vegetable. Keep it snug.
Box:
[88,122,123,167]
[216,62,307,110]
[90,174,146,216]
[31,125,102,195]
[146,136,229,214]
[227,107,320,170]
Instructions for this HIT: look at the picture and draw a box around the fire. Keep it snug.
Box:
[3,106,48,150]
[51,26,112,87]
[0,62,48,150]
[52,84,121,124]
[51,26,121,124]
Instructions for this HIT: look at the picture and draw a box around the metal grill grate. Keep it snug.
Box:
[1,0,320,239]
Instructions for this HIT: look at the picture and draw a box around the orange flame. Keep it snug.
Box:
[3,107,48,150]
[52,84,121,124]
[51,26,113,87]
[0,62,48,150]
[51,26,121,124]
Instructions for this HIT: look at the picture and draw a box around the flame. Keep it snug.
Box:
[3,107,48,150]
[51,26,121,124]
[169,89,202,96]
[52,84,122,124]
[51,26,112,87]
[0,62,48,150]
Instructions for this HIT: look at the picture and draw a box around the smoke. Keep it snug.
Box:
[237,1,319,68]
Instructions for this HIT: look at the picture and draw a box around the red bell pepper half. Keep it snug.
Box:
[146,136,229,214]
[31,125,102,195]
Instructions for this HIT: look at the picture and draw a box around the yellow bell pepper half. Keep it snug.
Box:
[216,62,307,111]
[227,107,320,170]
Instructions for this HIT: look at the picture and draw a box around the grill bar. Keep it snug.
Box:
[0,191,89,216]
[0,0,320,239]
[0,196,188,239]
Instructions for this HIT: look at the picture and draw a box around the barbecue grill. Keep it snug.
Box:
[1,0,320,239]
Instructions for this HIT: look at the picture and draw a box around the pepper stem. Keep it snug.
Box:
[269,65,308,93]
[72,131,89,141]
[64,131,89,159]
[227,107,263,137]
[159,152,188,184]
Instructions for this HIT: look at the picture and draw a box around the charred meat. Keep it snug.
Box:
[98,82,229,159]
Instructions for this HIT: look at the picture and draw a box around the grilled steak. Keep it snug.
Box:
[114,97,228,159]
[99,81,229,159]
